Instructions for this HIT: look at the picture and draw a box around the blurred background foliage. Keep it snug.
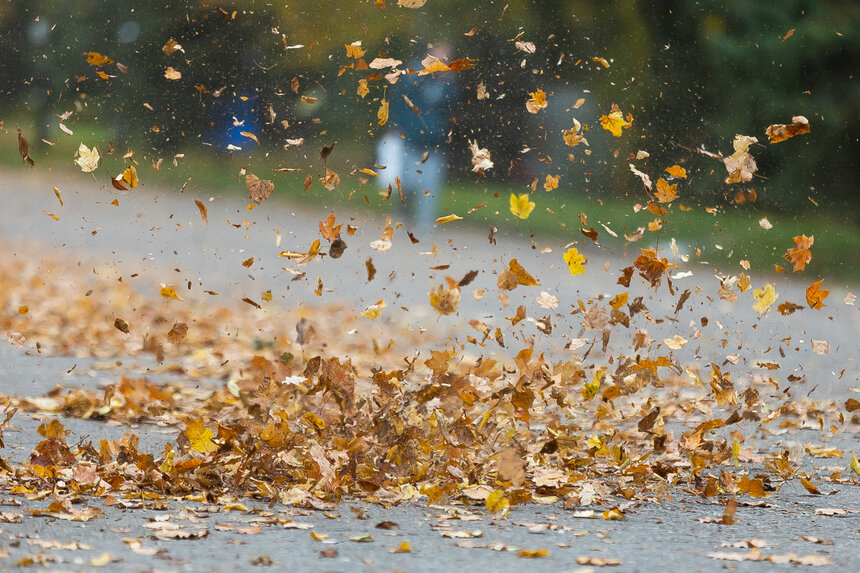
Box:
[1,0,857,222]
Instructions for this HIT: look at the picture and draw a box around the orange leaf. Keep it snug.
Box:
[784,234,814,272]
[806,279,829,309]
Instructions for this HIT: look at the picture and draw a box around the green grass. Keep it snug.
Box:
[4,125,858,283]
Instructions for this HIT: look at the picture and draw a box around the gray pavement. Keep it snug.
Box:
[1,172,859,571]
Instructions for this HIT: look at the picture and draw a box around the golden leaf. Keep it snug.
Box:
[509,193,535,219]
[563,247,586,277]
[184,419,218,454]
[377,98,389,126]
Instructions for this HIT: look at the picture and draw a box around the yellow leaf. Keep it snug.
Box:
[509,193,535,219]
[160,286,182,301]
[544,174,559,191]
[563,247,586,277]
[752,283,777,314]
[582,370,604,399]
[525,89,548,114]
[184,419,218,454]
[850,452,860,477]
[435,213,462,225]
[599,103,632,137]
[602,507,625,520]
[609,292,628,310]
[121,165,138,188]
[377,98,390,126]
[390,541,412,553]
[159,448,174,473]
[485,489,510,515]
[302,412,326,431]
[429,283,460,315]
[517,549,549,558]
[732,439,740,466]
[361,299,385,320]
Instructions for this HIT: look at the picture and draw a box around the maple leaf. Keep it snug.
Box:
[159,286,182,301]
[783,234,814,272]
[724,135,758,183]
[184,419,218,454]
[544,174,559,191]
[766,116,810,143]
[562,118,588,147]
[752,283,778,314]
[563,247,586,276]
[417,54,451,75]
[633,248,677,288]
[599,103,632,137]
[74,143,100,173]
[429,278,460,315]
[356,78,369,98]
[485,489,510,515]
[361,299,385,319]
[509,193,535,219]
[525,89,548,114]
[344,41,365,59]
[246,174,274,204]
[654,178,678,203]
[84,52,113,66]
[805,279,829,309]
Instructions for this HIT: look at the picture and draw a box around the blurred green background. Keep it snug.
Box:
[1,0,858,278]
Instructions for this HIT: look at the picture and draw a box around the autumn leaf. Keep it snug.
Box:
[525,89,548,114]
[160,286,182,301]
[544,174,559,191]
[724,135,758,183]
[17,127,34,166]
[184,419,218,454]
[435,214,463,225]
[805,279,829,309]
[562,118,588,147]
[357,78,369,98]
[417,54,451,75]
[361,299,386,320]
[84,52,113,66]
[485,489,510,515]
[654,178,678,203]
[563,247,586,277]
[344,41,366,59]
[752,283,778,314]
[246,174,275,204]
[469,140,493,174]
[74,143,100,173]
[634,248,677,288]
[766,116,810,143]
[164,66,182,80]
[377,98,389,126]
[599,103,632,137]
[784,234,814,272]
[509,193,535,219]
[665,164,687,179]
[320,168,341,190]
[194,199,208,224]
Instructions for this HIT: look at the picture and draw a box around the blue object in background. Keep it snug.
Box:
[210,93,261,151]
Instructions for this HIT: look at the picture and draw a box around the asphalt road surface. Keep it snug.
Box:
[1,171,858,572]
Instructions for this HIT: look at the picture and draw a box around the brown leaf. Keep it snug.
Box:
[246,174,274,204]
[17,127,34,166]
[194,199,208,224]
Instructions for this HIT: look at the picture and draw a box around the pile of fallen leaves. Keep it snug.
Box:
[1,248,857,517]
